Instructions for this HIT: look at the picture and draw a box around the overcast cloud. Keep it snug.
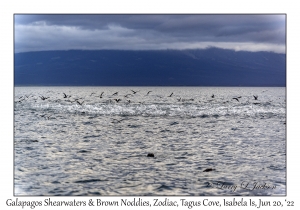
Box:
[14,14,286,53]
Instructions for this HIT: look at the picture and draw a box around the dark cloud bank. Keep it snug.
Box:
[14,14,286,53]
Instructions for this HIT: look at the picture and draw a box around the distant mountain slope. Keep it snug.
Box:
[14,48,286,86]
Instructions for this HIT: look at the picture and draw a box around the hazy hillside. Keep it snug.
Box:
[14,48,286,86]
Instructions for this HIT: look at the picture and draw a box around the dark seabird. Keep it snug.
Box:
[74,98,82,102]
[203,168,215,172]
[112,92,118,96]
[99,92,104,98]
[16,98,25,103]
[131,90,139,94]
[40,96,49,100]
[146,91,152,95]
[114,99,121,103]
[147,153,155,157]
[253,95,258,100]
[168,92,173,97]
[232,97,239,102]
[63,93,71,98]
[124,94,132,98]
[211,94,215,98]
[76,100,84,105]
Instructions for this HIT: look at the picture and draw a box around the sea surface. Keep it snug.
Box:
[14,87,286,196]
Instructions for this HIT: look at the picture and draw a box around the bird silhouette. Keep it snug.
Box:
[16,98,25,103]
[99,92,104,98]
[131,90,139,94]
[40,96,49,100]
[232,97,239,102]
[168,92,173,97]
[146,91,152,95]
[63,93,71,98]
[112,92,118,96]
[253,95,258,100]
[76,100,84,105]
[124,94,132,98]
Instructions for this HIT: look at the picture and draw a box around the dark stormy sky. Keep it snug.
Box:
[14,14,286,53]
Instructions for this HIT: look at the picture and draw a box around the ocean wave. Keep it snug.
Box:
[19,102,285,118]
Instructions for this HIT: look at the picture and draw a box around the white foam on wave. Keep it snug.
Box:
[26,101,285,118]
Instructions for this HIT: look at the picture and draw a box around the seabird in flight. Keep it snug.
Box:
[253,95,258,100]
[232,97,239,102]
[16,98,25,103]
[63,93,71,98]
[40,96,49,100]
[99,92,104,98]
[131,90,139,94]
[168,92,173,97]
[124,94,132,98]
[76,100,84,105]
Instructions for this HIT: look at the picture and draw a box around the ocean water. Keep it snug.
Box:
[14,87,286,196]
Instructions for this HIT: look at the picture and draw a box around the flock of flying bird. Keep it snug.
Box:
[15,89,267,126]
[15,89,262,106]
